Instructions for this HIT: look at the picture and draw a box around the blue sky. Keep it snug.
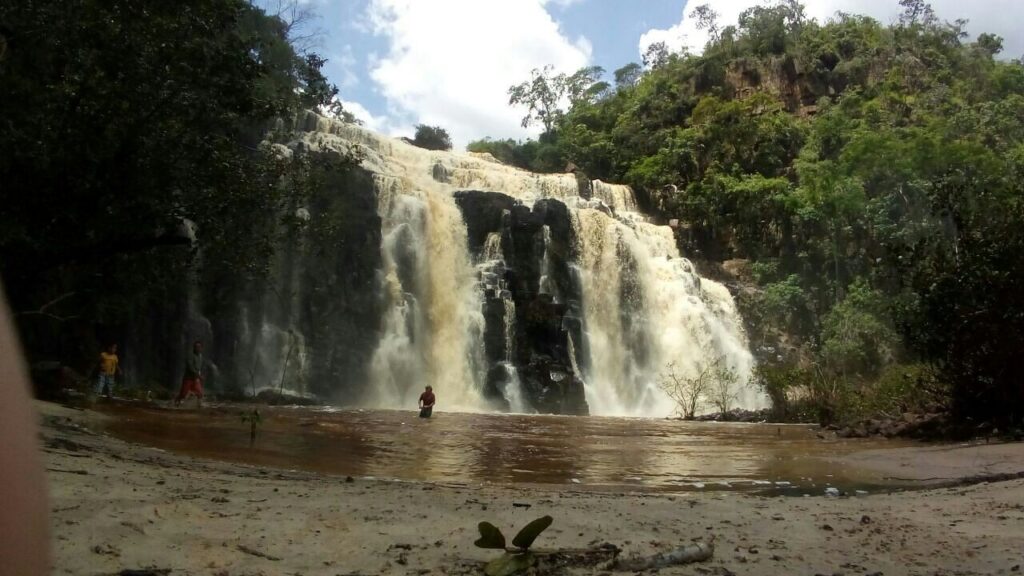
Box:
[267,0,1022,148]
[282,0,685,145]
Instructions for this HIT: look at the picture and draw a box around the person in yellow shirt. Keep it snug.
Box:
[95,343,120,397]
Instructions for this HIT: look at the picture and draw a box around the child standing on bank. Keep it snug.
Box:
[95,343,120,397]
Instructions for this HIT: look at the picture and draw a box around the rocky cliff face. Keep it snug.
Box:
[455,191,588,415]
[722,54,889,117]
[200,157,382,401]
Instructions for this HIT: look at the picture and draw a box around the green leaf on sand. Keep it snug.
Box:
[474,521,506,549]
[512,515,553,549]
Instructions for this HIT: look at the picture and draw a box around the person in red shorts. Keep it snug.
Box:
[418,385,435,418]
[175,340,204,407]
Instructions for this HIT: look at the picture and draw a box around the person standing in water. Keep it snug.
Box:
[95,343,120,398]
[418,385,435,418]
[175,341,204,407]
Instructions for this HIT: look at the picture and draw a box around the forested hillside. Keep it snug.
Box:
[471,1,1024,427]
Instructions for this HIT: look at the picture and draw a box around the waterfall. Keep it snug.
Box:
[502,297,516,363]
[567,331,581,377]
[364,187,487,411]
[537,225,558,301]
[592,179,638,212]
[292,112,764,416]
[570,192,759,416]
[500,363,530,414]
[478,230,517,364]
[475,227,534,413]
[482,231,503,262]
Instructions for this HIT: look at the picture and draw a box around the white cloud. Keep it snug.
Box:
[641,0,1024,60]
[335,44,359,89]
[548,0,587,7]
[365,0,592,147]
[339,99,386,132]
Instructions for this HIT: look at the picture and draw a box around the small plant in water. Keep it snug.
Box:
[474,515,553,576]
[240,409,261,447]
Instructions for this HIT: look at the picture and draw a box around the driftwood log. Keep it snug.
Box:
[613,539,714,571]
[535,543,621,568]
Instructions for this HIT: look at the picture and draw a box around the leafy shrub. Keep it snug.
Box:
[411,124,452,151]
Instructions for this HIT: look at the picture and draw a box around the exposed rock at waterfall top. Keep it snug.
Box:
[454,191,518,253]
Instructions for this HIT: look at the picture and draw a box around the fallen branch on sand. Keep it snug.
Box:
[535,544,620,567]
[237,544,281,561]
[44,449,91,458]
[47,468,89,475]
[613,539,715,571]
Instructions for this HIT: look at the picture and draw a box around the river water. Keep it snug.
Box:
[98,403,919,495]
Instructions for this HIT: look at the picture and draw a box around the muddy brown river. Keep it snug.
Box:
[97,403,920,494]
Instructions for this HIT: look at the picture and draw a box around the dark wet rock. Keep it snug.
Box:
[693,408,772,423]
[255,390,320,406]
[517,354,588,415]
[455,192,588,415]
[76,155,384,404]
[432,161,450,183]
[483,364,513,412]
[575,172,593,200]
[454,191,518,253]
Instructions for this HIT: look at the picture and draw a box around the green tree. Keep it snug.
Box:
[508,65,606,133]
[974,33,1003,56]
[411,124,453,151]
[0,0,351,372]
[613,63,643,90]
[690,4,721,43]
[820,280,898,377]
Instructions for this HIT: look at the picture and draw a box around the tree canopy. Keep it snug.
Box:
[493,1,1024,426]
[411,124,453,151]
[0,0,356,372]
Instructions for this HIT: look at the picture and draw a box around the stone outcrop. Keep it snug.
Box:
[203,161,382,401]
[455,191,588,415]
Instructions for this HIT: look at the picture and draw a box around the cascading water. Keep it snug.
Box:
[571,201,759,416]
[477,230,532,413]
[500,364,531,414]
[292,112,764,416]
[537,225,559,301]
[592,179,638,212]
[364,180,487,411]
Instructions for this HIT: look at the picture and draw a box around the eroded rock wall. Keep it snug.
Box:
[455,191,588,415]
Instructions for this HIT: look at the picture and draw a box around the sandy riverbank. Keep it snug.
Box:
[40,401,1024,576]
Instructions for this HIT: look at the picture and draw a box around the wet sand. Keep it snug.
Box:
[41,402,1024,575]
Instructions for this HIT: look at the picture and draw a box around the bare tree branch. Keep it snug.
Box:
[15,292,80,322]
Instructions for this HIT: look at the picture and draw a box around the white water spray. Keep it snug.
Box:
[570,193,761,416]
